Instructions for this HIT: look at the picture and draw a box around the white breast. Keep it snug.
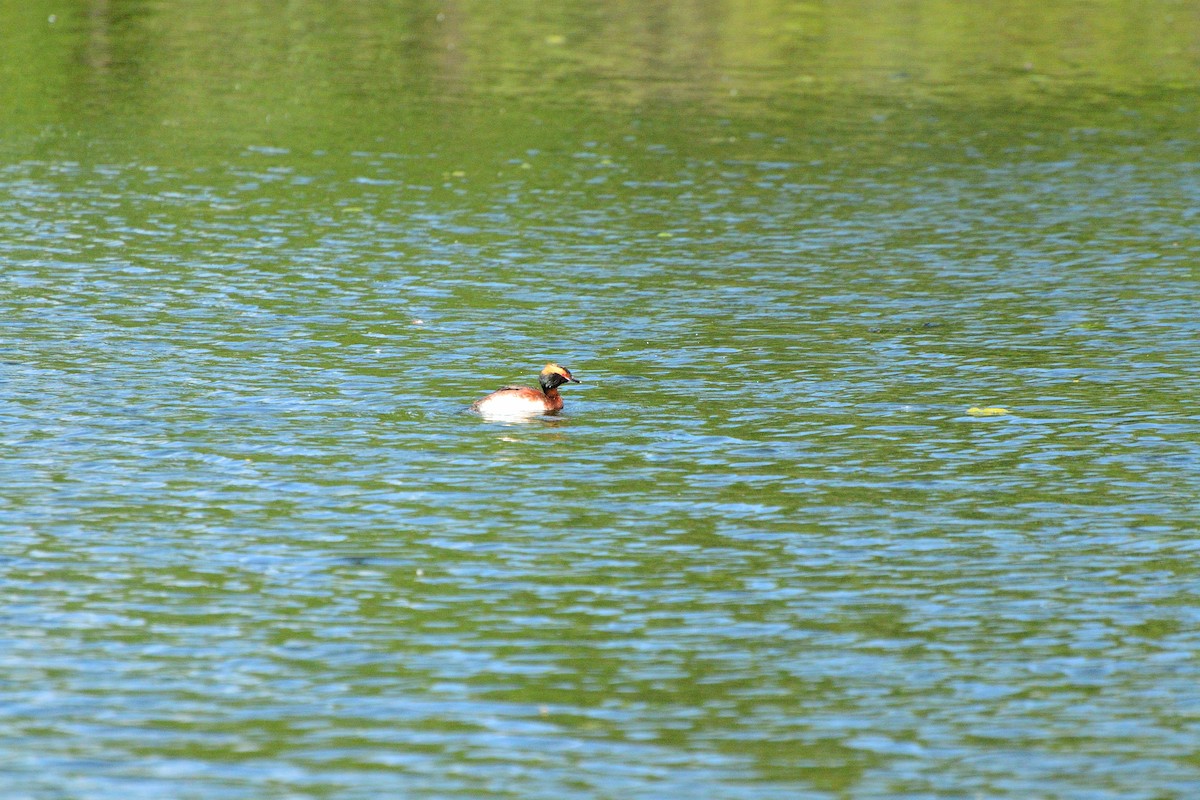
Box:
[473,391,549,419]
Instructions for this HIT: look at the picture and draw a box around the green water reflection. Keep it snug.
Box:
[5,0,1200,155]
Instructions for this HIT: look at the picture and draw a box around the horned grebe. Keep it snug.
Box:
[472,363,580,416]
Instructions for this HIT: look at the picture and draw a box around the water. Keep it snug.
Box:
[3,2,1200,798]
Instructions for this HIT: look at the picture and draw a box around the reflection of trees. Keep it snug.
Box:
[60,0,1200,106]
[9,0,1199,143]
[84,0,111,72]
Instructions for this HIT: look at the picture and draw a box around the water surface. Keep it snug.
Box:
[2,2,1200,798]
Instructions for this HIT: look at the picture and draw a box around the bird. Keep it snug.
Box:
[472,363,580,416]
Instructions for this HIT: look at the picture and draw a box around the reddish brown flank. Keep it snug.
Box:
[472,363,580,417]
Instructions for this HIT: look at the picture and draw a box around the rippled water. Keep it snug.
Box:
[3,3,1200,798]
